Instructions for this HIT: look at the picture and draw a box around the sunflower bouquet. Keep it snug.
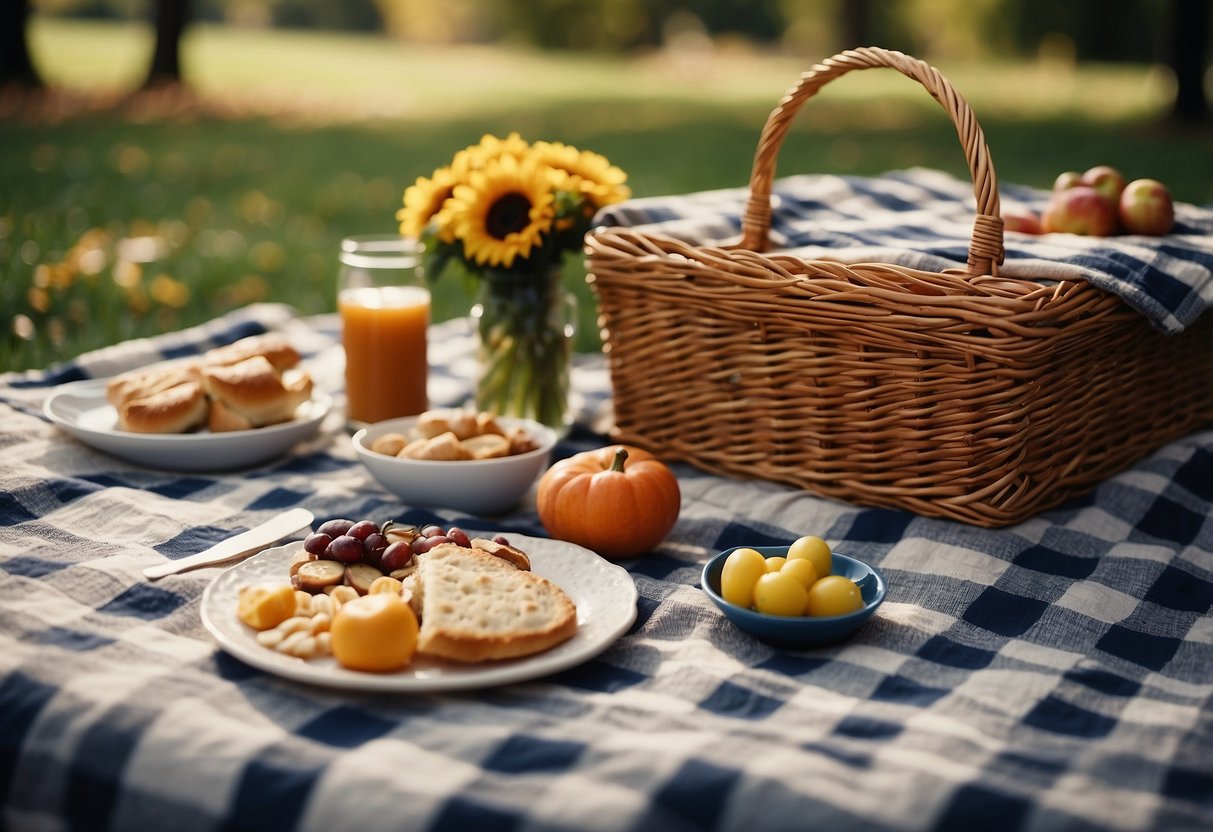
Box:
[397,133,630,429]
[398,132,630,280]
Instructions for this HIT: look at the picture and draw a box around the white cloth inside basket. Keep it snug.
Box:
[594,168,1213,335]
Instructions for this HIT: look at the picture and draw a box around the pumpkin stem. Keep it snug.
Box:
[610,447,629,473]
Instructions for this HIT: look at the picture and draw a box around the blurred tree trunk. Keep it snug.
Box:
[1174,0,1213,123]
[842,0,869,47]
[143,0,191,88]
[1171,0,1210,123]
[0,0,42,87]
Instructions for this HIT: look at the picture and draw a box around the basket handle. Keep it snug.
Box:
[740,47,1004,276]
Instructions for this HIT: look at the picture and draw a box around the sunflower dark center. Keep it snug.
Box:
[485,193,532,239]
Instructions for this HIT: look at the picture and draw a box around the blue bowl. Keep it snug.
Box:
[701,545,887,647]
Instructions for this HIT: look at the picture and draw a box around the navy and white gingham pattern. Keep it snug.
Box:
[2,303,1211,832]
[596,168,1213,334]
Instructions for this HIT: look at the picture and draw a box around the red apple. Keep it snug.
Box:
[1053,171,1083,192]
[1081,165,1127,204]
[1118,178,1174,236]
[1001,209,1043,235]
[1042,186,1118,236]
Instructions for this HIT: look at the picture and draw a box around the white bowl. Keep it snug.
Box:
[352,415,557,516]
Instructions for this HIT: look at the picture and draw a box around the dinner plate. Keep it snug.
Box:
[43,378,331,472]
[200,534,639,692]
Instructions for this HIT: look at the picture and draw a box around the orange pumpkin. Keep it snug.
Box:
[537,445,681,560]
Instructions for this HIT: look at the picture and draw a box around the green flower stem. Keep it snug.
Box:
[473,266,572,430]
[477,335,515,397]
[510,350,534,417]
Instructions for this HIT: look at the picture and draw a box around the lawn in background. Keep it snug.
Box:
[3,19,1211,372]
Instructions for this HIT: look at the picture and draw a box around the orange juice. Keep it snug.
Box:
[340,285,430,425]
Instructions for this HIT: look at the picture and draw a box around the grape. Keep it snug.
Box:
[753,572,809,617]
[381,541,413,572]
[364,544,387,570]
[326,534,364,564]
[362,532,387,567]
[446,527,471,548]
[804,576,863,617]
[780,558,818,590]
[421,524,445,538]
[787,535,832,580]
[303,532,332,557]
[317,518,354,538]
[720,548,767,608]
[348,520,379,542]
[411,535,449,555]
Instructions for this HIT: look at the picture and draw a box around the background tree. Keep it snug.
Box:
[143,0,191,88]
[0,0,42,87]
[1171,0,1211,122]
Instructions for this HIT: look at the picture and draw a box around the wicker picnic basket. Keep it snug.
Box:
[585,47,1213,527]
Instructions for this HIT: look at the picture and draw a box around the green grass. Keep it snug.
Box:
[3,18,1211,372]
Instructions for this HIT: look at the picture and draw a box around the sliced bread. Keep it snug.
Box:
[412,544,577,663]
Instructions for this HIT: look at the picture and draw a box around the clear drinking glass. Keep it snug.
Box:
[337,235,430,430]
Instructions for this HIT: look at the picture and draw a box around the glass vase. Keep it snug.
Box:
[470,265,575,432]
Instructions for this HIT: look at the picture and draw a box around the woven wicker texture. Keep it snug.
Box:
[585,47,1213,527]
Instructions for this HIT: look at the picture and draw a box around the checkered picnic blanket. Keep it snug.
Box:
[2,302,1211,832]
[595,168,1213,334]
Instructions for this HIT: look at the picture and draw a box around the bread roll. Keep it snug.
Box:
[413,409,480,441]
[105,334,313,434]
[411,544,576,663]
[369,432,409,457]
[203,334,301,372]
[200,356,313,431]
[461,433,511,460]
[106,362,201,408]
[206,399,253,432]
[399,432,473,461]
[117,381,209,433]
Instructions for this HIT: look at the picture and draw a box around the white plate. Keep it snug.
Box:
[43,378,331,472]
[200,534,639,692]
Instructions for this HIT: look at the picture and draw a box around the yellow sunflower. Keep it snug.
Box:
[397,165,460,241]
[451,132,532,178]
[464,132,531,168]
[448,154,555,269]
[531,140,630,207]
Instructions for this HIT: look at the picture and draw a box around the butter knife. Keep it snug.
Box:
[142,507,314,580]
